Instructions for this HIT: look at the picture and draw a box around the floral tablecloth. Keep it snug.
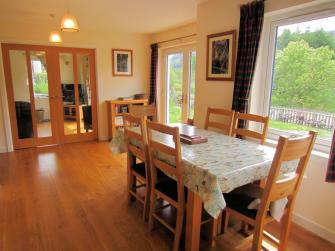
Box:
[110,124,297,218]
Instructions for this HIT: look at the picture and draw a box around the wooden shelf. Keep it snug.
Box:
[106,99,148,139]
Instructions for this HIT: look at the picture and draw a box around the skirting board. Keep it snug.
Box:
[0,146,7,153]
[293,213,335,244]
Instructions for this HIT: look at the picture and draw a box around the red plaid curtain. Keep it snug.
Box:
[232,0,264,128]
[149,44,158,104]
[326,130,335,182]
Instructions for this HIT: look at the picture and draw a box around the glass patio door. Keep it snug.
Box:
[2,44,58,149]
[163,45,196,124]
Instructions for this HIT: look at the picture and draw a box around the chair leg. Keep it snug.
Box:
[148,191,156,231]
[252,223,265,251]
[127,154,136,204]
[223,210,229,233]
[127,174,136,204]
[173,209,184,251]
[209,218,218,247]
[241,221,249,234]
[279,208,293,251]
[143,184,150,221]
[217,212,222,235]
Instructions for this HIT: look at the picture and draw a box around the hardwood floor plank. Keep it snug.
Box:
[0,141,334,251]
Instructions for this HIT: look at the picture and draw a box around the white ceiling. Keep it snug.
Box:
[0,0,202,34]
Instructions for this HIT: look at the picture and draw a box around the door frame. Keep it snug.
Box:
[53,46,98,144]
[1,43,98,149]
[160,44,196,124]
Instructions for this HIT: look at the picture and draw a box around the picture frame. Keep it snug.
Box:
[112,49,133,76]
[206,30,237,81]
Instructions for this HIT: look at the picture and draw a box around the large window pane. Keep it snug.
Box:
[270,16,335,141]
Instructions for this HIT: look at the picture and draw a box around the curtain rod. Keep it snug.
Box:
[156,34,196,45]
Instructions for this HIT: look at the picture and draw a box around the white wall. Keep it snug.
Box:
[0,20,151,151]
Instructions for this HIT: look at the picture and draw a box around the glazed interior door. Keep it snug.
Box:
[2,44,58,149]
[56,48,97,143]
[2,44,98,149]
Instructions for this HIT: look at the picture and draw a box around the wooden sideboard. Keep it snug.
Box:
[106,99,148,139]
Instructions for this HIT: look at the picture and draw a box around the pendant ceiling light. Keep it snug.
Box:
[49,31,63,43]
[61,11,80,32]
[48,14,63,43]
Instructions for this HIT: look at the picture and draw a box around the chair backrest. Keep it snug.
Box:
[257,131,317,222]
[129,104,158,122]
[123,114,147,162]
[187,118,194,126]
[146,121,184,203]
[232,112,269,144]
[204,107,235,136]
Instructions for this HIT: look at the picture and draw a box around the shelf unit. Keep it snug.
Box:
[106,99,148,139]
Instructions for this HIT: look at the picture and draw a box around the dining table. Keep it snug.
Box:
[110,123,297,251]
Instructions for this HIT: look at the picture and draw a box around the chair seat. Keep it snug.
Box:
[155,178,187,202]
[132,162,168,180]
[224,184,265,219]
[131,162,146,178]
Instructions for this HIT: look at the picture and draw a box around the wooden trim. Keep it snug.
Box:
[206,30,237,81]
[25,50,38,142]
[111,48,133,77]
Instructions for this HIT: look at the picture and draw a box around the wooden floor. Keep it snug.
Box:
[0,141,334,251]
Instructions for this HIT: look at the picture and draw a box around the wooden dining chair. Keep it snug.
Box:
[187,118,194,126]
[123,114,151,221]
[129,104,158,122]
[146,121,218,250]
[204,107,235,136]
[223,131,317,251]
[146,121,185,251]
[232,112,269,144]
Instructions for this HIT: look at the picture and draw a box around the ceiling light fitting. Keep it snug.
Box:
[61,12,80,32]
[49,31,63,43]
[48,14,63,43]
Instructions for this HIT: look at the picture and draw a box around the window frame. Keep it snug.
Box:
[261,6,335,153]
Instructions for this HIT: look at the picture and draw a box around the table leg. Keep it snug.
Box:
[185,190,202,251]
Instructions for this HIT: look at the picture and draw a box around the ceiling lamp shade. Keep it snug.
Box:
[49,31,63,43]
[61,12,79,32]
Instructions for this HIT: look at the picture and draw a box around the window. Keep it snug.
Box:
[264,10,335,151]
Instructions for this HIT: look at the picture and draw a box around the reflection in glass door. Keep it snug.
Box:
[59,53,78,135]
[31,51,52,138]
[77,54,93,133]
[164,46,196,124]
[9,50,34,140]
[57,49,96,142]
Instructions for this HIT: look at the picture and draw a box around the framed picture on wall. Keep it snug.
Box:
[206,30,236,81]
[112,49,133,76]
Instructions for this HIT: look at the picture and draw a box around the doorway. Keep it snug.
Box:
[162,45,196,124]
[1,44,97,149]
